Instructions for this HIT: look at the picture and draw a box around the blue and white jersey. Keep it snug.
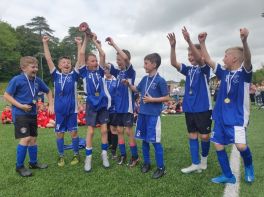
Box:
[137,73,168,116]
[6,73,49,117]
[105,77,117,114]
[51,68,79,115]
[79,66,111,111]
[180,64,212,113]
[212,63,252,127]
[110,64,135,113]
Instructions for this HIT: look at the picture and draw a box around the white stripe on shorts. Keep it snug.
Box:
[234,126,246,144]
[156,116,161,142]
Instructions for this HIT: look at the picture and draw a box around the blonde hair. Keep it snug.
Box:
[225,47,244,63]
[20,56,38,69]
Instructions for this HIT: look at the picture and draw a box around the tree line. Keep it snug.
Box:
[0,16,94,85]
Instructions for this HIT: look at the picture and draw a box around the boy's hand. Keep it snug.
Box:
[198,32,207,43]
[42,35,50,43]
[143,95,153,103]
[105,37,114,46]
[75,37,82,45]
[240,28,249,42]
[121,79,129,86]
[48,105,54,115]
[20,104,32,112]
[182,26,191,42]
[167,33,176,48]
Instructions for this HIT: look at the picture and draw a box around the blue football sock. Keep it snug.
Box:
[189,138,200,164]
[16,144,28,168]
[119,143,126,156]
[28,145,38,164]
[86,147,93,156]
[153,143,164,169]
[56,138,64,156]
[101,143,108,151]
[130,145,138,159]
[72,137,79,155]
[201,140,210,157]
[216,150,233,178]
[240,146,252,167]
[142,141,150,164]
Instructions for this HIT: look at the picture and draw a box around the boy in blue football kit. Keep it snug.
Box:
[167,27,212,173]
[125,53,169,179]
[104,67,118,159]
[4,56,54,177]
[79,32,111,172]
[43,35,81,167]
[199,28,255,184]
[106,37,139,167]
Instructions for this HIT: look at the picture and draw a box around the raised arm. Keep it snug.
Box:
[78,33,88,66]
[75,37,83,68]
[42,36,56,72]
[182,26,203,66]
[92,33,105,67]
[167,32,181,70]
[46,90,54,114]
[240,28,252,71]
[198,32,216,70]
[106,37,130,66]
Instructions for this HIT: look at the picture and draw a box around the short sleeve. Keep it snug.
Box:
[180,64,189,76]
[159,77,169,96]
[5,77,17,95]
[214,63,224,79]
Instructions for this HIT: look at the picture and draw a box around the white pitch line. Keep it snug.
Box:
[223,145,241,197]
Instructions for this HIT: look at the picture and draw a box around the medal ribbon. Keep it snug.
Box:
[24,73,36,100]
[60,74,69,92]
[91,72,100,92]
[189,66,198,90]
[226,70,238,96]
[145,72,158,96]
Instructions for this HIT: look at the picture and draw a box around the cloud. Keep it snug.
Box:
[1,0,264,84]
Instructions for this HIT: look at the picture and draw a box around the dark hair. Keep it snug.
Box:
[85,53,96,62]
[59,56,71,61]
[188,44,201,50]
[116,49,131,60]
[144,53,161,68]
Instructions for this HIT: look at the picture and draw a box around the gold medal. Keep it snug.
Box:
[189,89,192,95]
[224,98,230,104]
[95,92,99,96]
[32,99,36,104]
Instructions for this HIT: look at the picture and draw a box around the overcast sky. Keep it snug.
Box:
[1,0,263,83]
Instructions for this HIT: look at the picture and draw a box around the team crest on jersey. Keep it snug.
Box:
[20,127,27,134]
[34,83,39,90]
[151,83,157,89]
[67,76,72,82]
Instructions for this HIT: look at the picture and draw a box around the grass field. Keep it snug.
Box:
[0,99,263,197]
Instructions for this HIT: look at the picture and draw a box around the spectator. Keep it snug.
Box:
[1,105,12,124]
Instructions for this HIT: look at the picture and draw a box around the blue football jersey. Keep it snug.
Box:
[110,64,135,113]
[180,64,212,112]
[51,68,79,115]
[6,73,49,117]
[137,73,168,116]
[212,63,252,127]
[79,66,111,111]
